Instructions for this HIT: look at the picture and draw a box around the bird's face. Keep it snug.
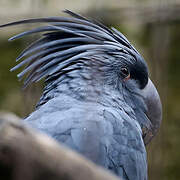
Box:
[119,56,162,145]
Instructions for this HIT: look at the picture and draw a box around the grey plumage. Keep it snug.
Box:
[0,10,162,180]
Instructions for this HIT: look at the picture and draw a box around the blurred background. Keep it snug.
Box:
[0,0,179,179]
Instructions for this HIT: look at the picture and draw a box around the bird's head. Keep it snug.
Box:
[0,10,162,145]
[99,45,162,145]
[120,54,162,145]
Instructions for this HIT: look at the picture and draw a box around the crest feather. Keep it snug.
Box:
[0,10,139,88]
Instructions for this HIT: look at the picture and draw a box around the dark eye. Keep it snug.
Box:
[121,67,129,76]
[121,67,130,81]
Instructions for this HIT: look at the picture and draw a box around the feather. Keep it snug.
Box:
[49,22,118,42]
[15,37,90,60]
[0,10,142,87]
[48,51,97,75]
[9,26,59,41]
[16,37,49,61]
[11,46,63,71]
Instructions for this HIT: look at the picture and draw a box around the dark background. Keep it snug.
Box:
[0,0,180,179]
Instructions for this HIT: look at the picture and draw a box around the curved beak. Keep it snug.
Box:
[141,78,162,145]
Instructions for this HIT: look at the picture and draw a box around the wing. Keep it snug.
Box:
[25,94,147,180]
[103,109,147,180]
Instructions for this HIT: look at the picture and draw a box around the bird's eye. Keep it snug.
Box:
[121,67,129,76]
[121,67,130,80]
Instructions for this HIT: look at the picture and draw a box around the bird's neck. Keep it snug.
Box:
[36,70,152,132]
[36,68,123,109]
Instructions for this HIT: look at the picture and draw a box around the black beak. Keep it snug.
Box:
[141,78,162,145]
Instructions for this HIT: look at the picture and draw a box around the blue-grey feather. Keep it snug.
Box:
[48,51,96,75]
[16,37,48,61]
[16,44,75,71]
[36,53,74,73]
[16,37,97,60]
[111,27,140,54]
[9,26,59,41]
[17,44,101,78]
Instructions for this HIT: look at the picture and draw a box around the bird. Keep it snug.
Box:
[0,10,162,180]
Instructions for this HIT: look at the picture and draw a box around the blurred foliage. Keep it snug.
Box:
[0,38,42,116]
[164,24,180,180]
[0,1,180,180]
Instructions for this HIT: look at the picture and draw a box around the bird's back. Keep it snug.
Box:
[25,92,147,180]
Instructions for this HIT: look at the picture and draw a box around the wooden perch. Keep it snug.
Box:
[0,112,120,180]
